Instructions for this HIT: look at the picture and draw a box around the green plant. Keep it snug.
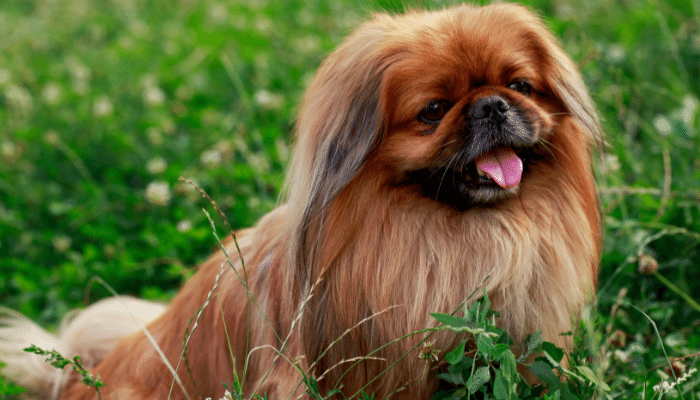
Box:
[0,362,25,399]
[23,345,104,400]
[430,292,610,400]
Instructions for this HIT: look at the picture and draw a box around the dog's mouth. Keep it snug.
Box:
[472,147,523,189]
[400,145,533,210]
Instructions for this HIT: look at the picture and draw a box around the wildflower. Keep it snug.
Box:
[681,95,698,126]
[419,341,439,362]
[606,44,625,64]
[653,115,673,136]
[145,181,172,206]
[204,390,233,400]
[665,360,687,378]
[1,141,18,162]
[255,15,272,35]
[608,329,627,348]
[601,153,620,173]
[177,220,192,233]
[637,254,658,275]
[6,84,34,116]
[143,86,166,107]
[44,130,60,146]
[254,89,284,110]
[69,61,91,95]
[653,367,697,394]
[146,157,168,174]
[201,149,222,168]
[52,235,72,253]
[296,9,313,26]
[42,82,63,105]
[208,2,228,23]
[293,35,320,54]
[93,96,114,117]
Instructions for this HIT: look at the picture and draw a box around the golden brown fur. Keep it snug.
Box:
[0,4,601,400]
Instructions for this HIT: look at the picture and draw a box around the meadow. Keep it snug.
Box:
[0,0,698,398]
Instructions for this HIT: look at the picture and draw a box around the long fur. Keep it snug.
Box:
[0,4,601,400]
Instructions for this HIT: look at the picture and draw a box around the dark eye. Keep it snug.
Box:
[508,80,532,97]
[418,100,451,125]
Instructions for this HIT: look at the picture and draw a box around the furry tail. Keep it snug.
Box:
[0,297,166,399]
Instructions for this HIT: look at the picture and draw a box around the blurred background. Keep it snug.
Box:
[0,0,698,397]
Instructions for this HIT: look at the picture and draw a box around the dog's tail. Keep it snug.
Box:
[0,297,166,399]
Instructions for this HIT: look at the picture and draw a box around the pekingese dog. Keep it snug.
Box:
[0,3,601,399]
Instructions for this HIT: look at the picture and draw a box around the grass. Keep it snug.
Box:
[0,0,699,398]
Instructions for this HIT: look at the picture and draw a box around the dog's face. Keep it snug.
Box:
[288,3,602,286]
[370,5,591,209]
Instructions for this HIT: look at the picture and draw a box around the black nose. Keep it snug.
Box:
[470,96,510,123]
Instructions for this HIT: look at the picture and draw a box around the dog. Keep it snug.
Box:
[0,3,601,399]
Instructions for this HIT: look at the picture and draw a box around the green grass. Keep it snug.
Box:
[0,0,699,398]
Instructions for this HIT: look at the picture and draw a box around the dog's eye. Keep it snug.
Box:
[418,100,451,125]
[507,80,532,97]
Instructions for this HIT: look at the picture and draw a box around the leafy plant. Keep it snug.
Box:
[430,292,610,400]
[23,345,104,399]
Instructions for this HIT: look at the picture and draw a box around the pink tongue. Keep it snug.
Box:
[474,148,523,189]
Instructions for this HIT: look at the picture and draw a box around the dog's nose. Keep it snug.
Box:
[470,96,510,123]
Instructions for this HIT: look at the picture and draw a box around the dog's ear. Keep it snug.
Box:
[287,20,390,212]
[529,16,602,145]
[499,4,602,146]
[544,41,603,146]
[284,18,391,293]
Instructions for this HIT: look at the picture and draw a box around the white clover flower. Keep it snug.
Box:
[93,96,114,117]
[208,2,228,22]
[201,149,222,168]
[1,141,17,160]
[254,89,284,110]
[681,95,698,126]
[254,15,272,35]
[653,115,672,136]
[247,197,261,209]
[606,44,625,64]
[44,130,60,146]
[293,35,320,54]
[70,62,91,94]
[42,82,63,105]
[144,86,166,106]
[601,153,620,173]
[177,220,192,233]
[146,157,167,174]
[52,235,72,253]
[6,84,34,116]
[145,181,172,206]
[653,367,697,394]
[296,9,313,26]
